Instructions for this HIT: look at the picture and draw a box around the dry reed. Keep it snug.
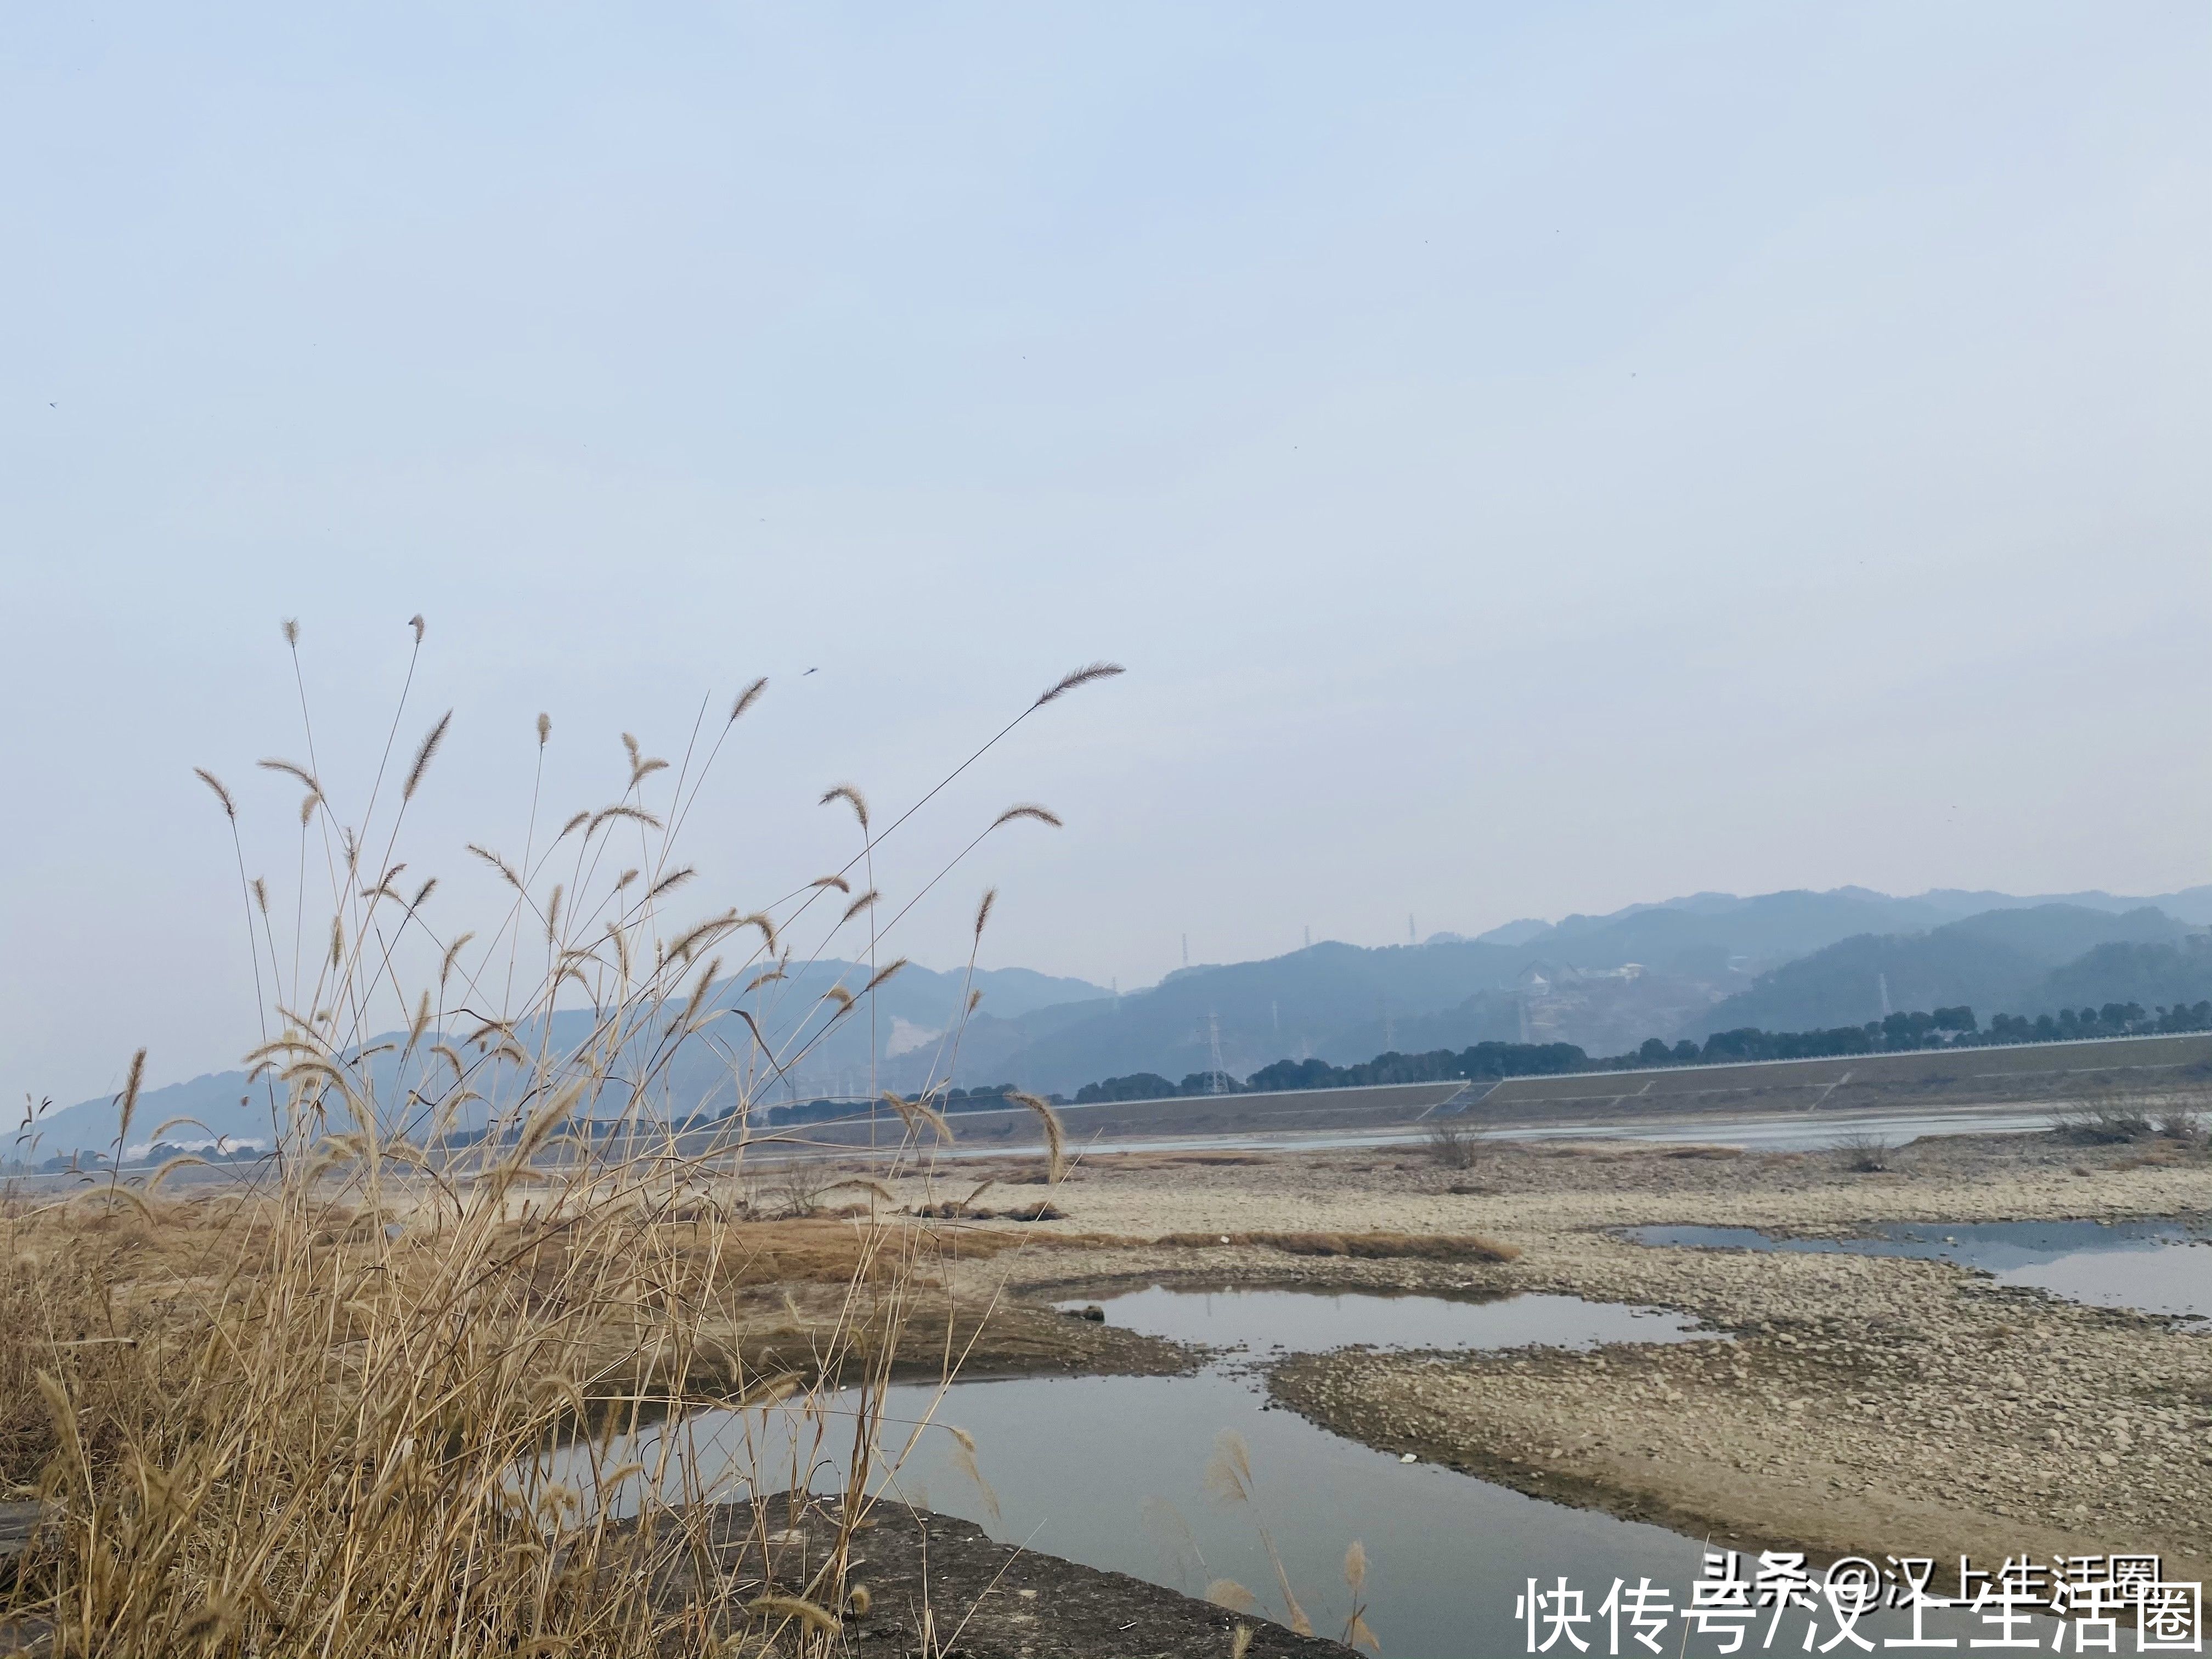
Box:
[0,623,1125,1658]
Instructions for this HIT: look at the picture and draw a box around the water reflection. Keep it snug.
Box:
[563,1286,2047,1654]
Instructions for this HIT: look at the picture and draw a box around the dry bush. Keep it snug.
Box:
[765,1160,834,1218]
[1423,1118,1480,1169]
[1831,1130,1898,1173]
[2057,1104,2157,1143]
[0,631,1120,1658]
[2153,1107,2207,1145]
[2057,1083,2211,1149]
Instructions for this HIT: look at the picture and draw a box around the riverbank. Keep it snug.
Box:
[646,1495,1355,1658]
[923,1125,2212,1582]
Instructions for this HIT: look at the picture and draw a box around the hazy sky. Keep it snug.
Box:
[5,3,2208,1107]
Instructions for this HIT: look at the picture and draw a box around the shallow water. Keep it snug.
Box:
[572,1285,2055,1654]
[1057,1282,1720,1354]
[1627,1217,2212,1321]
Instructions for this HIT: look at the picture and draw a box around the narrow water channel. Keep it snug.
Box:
[573,1285,2051,1653]
[1625,1216,2212,1321]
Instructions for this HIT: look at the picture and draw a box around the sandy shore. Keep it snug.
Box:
[903,1127,2212,1581]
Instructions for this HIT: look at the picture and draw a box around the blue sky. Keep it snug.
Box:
[4,3,2208,1104]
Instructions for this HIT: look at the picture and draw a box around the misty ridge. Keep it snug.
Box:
[24,881,2212,1159]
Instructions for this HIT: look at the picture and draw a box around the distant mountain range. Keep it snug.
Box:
[21,883,2211,1155]
[16,960,1109,1159]
[919,885,2212,1094]
[1697,905,2200,1032]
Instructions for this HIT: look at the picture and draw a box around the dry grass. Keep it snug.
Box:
[1,631,1121,1657]
[2055,1085,2212,1147]
[1156,1230,1521,1263]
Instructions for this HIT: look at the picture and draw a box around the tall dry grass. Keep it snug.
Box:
[2,623,1116,1657]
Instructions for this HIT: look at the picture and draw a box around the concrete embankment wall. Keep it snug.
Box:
[719,1032,2212,1154]
[1468,1030,2212,1126]
[766,1080,1469,1149]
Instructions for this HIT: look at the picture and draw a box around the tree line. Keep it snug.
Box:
[1638,998,2212,1066]
[1071,1041,1586,1104]
[1063,998,2212,1105]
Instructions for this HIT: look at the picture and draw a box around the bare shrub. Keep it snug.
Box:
[768,1158,834,1218]
[1425,1116,1481,1169]
[2056,1101,2158,1143]
[1832,1130,1897,1173]
[2153,1107,2208,1145]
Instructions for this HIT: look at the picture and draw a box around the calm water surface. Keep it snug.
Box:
[583,1286,2041,1654]
[1626,1217,2212,1321]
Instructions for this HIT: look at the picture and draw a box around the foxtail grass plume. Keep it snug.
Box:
[258,757,319,793]
[113,1047,147,1152]
[881,1090,952,1144]
[466,843,525,891]
[1033,659,1124,707]
[991,803,1062,831]
[408,613,425,644]
[403,710,452,802]
[193,768,236,819]
[820,782,869,830]
[744,1596,840,1637]
[974,886,997,941]
[1009,1091,1064,1183]
[942,1424,1001,1524]
[729,675,768,723]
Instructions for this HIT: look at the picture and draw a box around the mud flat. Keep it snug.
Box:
[904,1125,2212,1584]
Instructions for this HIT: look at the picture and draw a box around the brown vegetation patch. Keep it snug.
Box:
[1156,1229,1521,1262]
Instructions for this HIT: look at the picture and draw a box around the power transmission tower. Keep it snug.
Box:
[1207,1012,1228,1094]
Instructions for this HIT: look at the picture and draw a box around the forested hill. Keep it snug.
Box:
[910,895,2212,1097]
[1701,907,2200,1034]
